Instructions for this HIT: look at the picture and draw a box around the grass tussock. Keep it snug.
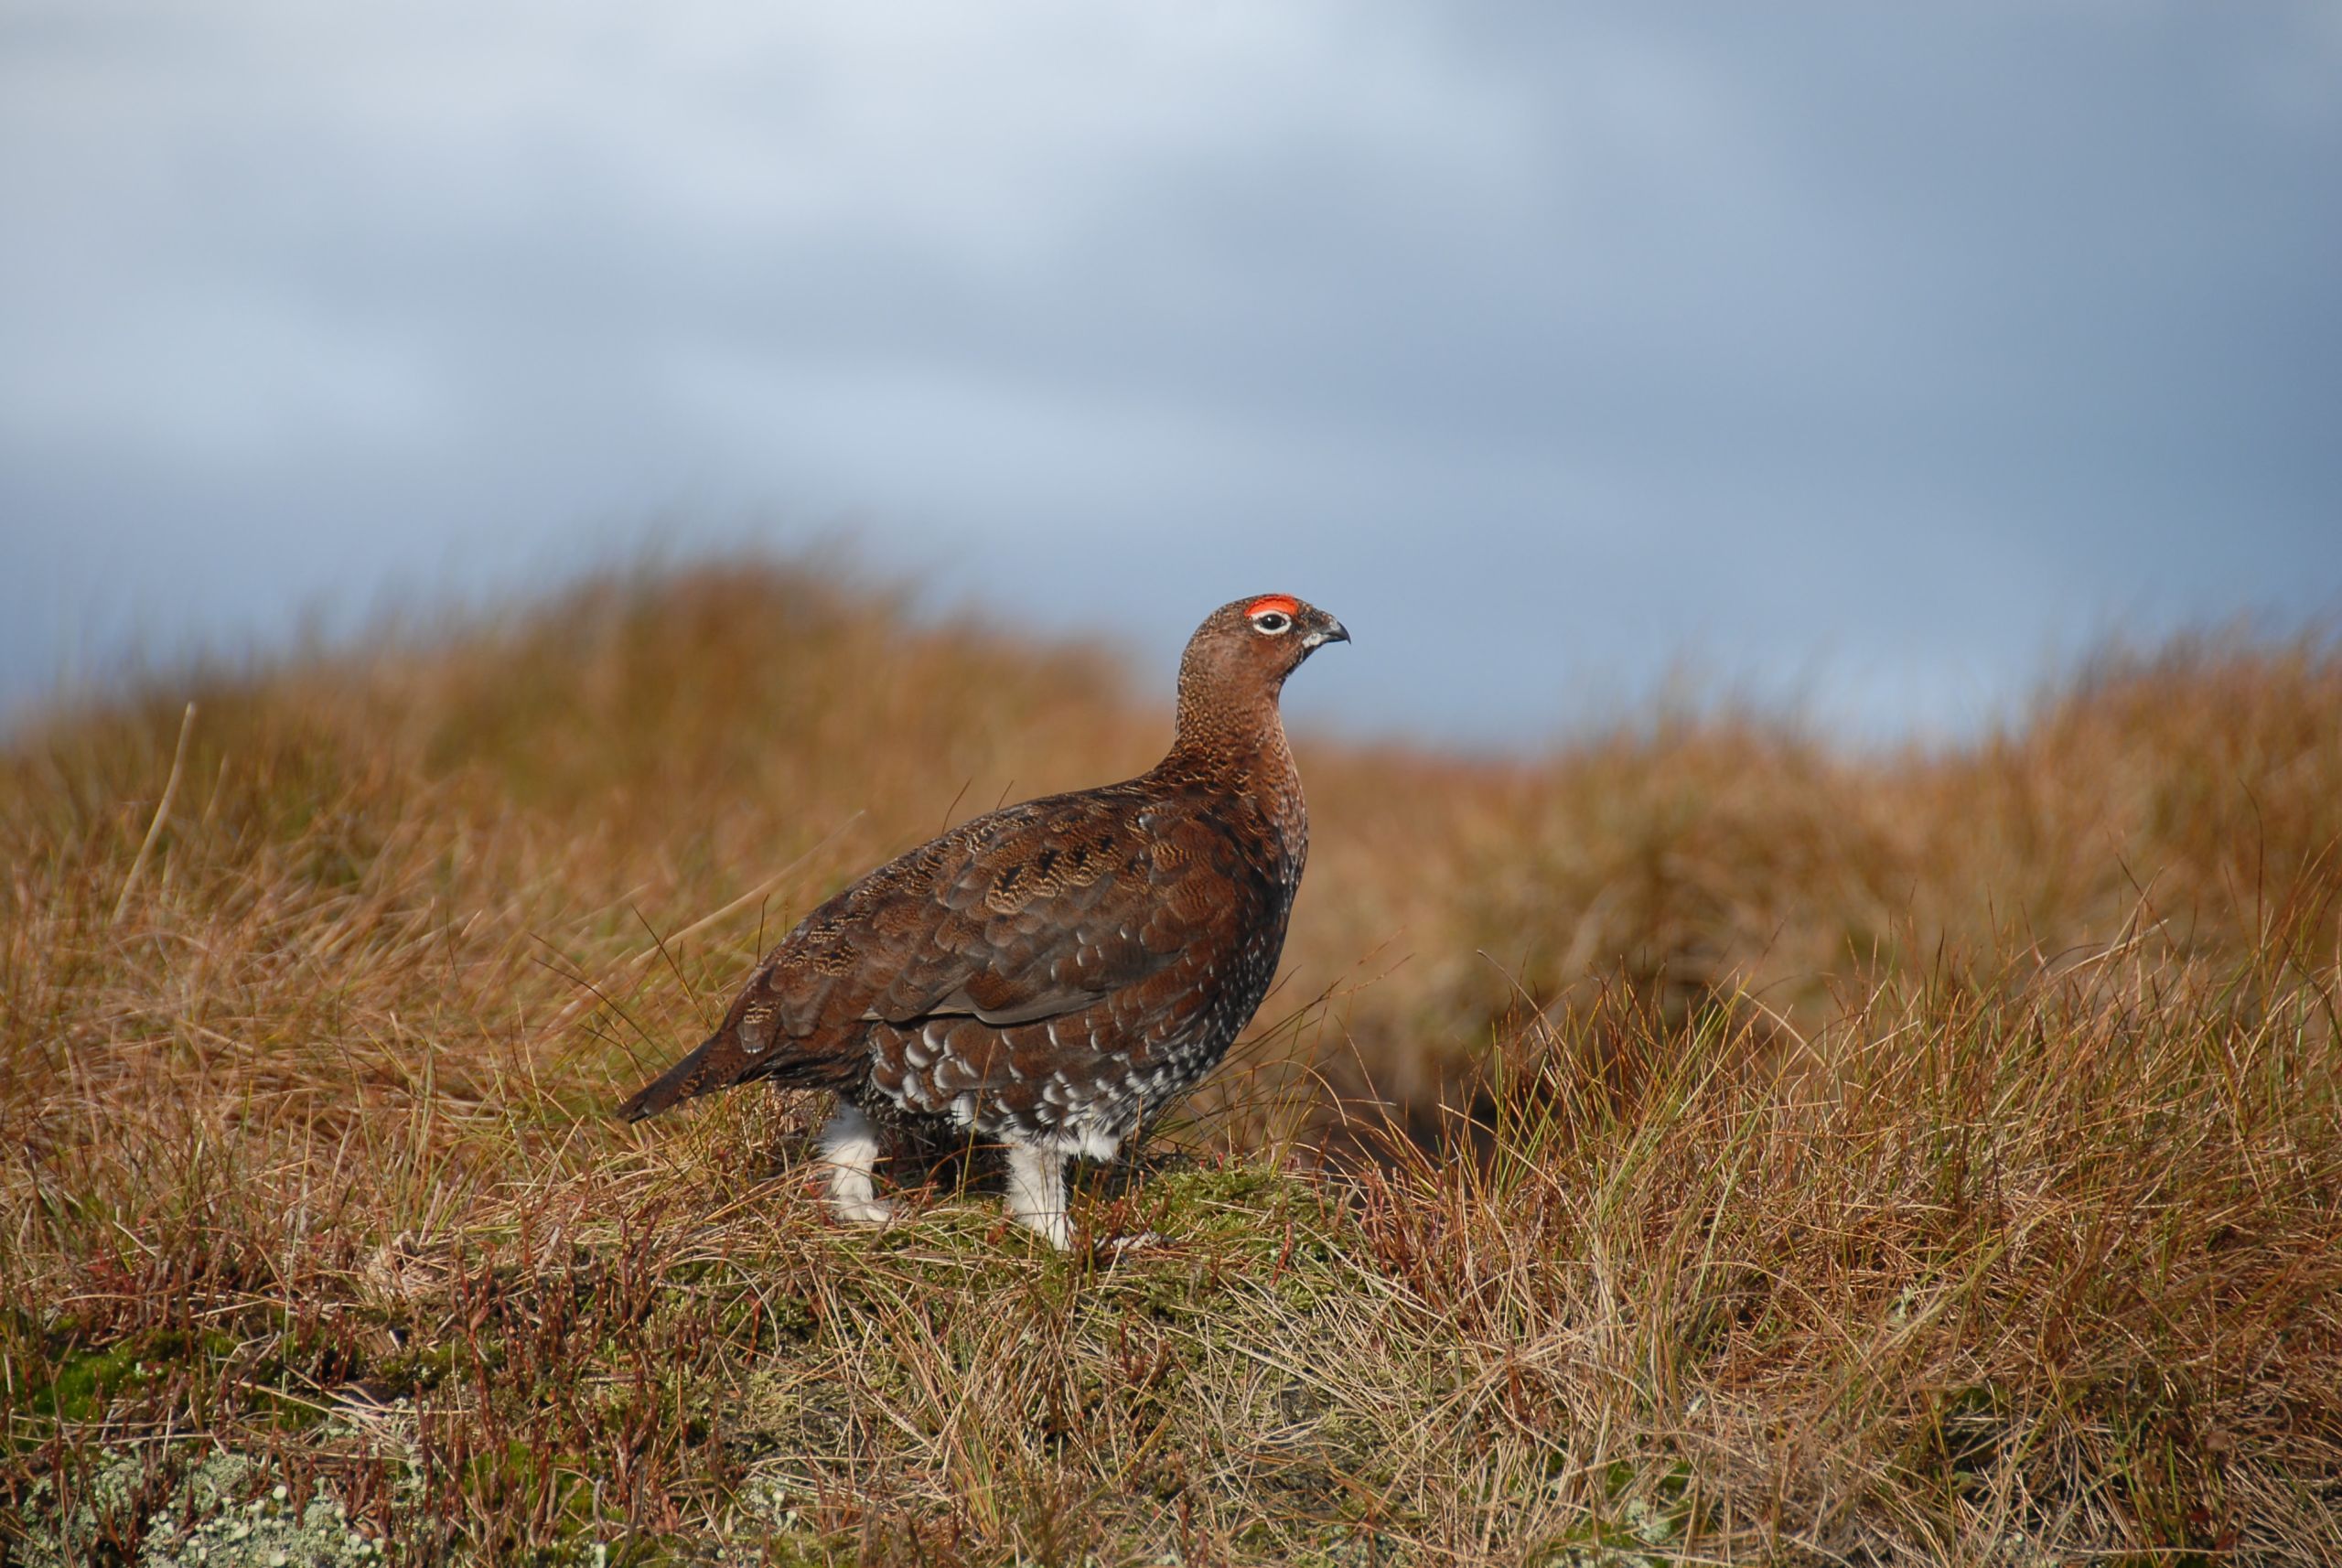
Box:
[2,559,2337,1564]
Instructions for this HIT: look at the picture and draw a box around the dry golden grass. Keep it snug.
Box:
[3,560,2337,1564]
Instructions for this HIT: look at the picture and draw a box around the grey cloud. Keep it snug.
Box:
[2,1,2337,742]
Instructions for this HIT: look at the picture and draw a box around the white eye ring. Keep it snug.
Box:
[1251,611,1292,634]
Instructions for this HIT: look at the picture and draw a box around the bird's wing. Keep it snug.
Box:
[848,787,1234,1028]
[769,789,1214,1031]
[618,783,1258,1121]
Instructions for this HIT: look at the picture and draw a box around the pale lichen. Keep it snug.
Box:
[16,1444,393,1568]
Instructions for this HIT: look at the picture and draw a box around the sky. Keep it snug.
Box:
[3,1,2338,746]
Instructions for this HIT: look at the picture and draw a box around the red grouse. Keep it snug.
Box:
[619,594,1348,1247]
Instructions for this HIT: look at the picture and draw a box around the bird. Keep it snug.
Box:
[617,594,1349,1248]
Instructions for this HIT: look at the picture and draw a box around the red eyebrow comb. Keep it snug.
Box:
[1244,595,1300,618]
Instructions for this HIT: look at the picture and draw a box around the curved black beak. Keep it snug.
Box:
[1308,617,1350,650]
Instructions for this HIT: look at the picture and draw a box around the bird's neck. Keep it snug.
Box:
[1162,682,1305,873]
[1166,675,1290,776]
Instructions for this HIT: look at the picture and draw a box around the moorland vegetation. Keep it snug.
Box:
[4,562,2337,1563]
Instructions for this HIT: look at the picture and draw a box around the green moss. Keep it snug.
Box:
[20,1328,241,1425]
[24,1339,147,1423]
[371,1339,457,1398]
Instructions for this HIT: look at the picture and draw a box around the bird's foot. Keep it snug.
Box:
[1003,1142,1073,1251]
[1012,1207,1074,1251]
[827,1194,897,1227]
[816,1105,897,1229]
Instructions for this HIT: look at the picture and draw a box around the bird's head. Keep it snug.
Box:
[1172,594,1348,747]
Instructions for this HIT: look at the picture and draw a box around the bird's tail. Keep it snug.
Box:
[617,1022,865,1122]
[616,1031,734,1122]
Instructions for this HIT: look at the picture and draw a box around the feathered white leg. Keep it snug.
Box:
[814,1105,896,1225]
[1003,1141,1071,1250]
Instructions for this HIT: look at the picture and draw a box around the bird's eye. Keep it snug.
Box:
[1252,612,1291,634]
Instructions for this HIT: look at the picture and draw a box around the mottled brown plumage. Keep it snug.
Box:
[618,594,1348,1245]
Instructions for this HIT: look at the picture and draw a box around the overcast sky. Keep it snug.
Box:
[3,2,2337,746]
